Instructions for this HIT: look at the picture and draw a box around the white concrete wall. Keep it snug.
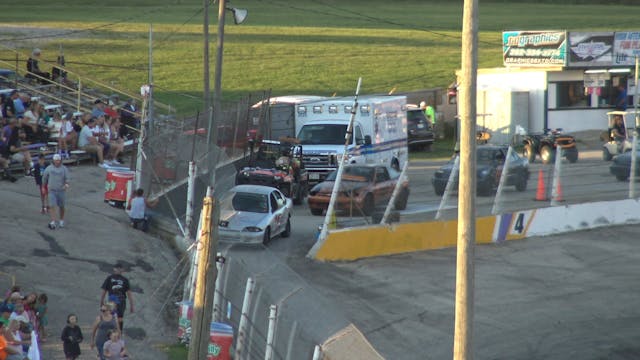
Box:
[547,108,610,132]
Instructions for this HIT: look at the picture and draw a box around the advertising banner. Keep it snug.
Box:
[613,31,640,66]
[503,31,567,66]
[567,32,614,67]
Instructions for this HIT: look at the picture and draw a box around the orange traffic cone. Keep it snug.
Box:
[535,169,547,201]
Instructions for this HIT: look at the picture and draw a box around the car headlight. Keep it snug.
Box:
[243,226,263,232]
[243,172,249,177]
[274,176,283,181]
[219,220,229,227]
[479,169,490,176]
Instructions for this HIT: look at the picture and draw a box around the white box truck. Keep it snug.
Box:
[295,95,408,184]
[250,95,328,140]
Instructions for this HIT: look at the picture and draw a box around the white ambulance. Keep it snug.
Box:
[294,95,408,184]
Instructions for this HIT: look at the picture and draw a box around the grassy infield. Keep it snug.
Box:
[0,0,631,357]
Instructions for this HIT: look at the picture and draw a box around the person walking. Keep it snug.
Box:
[100,263,134,331]
[91,305,117,360]
[61,313,83,360]
[42,153,70,229]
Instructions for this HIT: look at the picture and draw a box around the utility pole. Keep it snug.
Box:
[453,0,478,359]
[203,0,211,120]
[188,189,218,360]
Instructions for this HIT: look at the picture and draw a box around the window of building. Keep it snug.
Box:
[552,76,629,109]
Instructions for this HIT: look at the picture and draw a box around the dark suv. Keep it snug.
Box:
[406,104,435,151]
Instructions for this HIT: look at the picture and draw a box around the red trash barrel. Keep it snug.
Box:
[208,322,234,360]
[105,170,135,205]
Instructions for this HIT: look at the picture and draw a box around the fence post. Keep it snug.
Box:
[435,155,459,220]
[312,345,322,360]
[235,277,255,360]
[491,146,513,215]
[212,258,224,322]
[264,304,278,360]
[551,148,564,206]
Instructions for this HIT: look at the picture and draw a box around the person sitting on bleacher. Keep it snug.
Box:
[26,48,50,84]
[78,117,106,168]
[2,90,19,120]
[2,122,32,176]
[59,112,77,157]
[91,99,106,118]
[21,100,45,143]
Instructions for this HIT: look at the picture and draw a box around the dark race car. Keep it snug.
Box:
[432,145,529,196]
[610,150,640,181]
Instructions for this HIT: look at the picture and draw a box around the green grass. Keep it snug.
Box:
[165,343,187,360]
[410,137,457,161]
[1,1,636,114]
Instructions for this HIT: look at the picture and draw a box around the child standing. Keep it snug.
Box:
[35,293,48,342]
[61,313,83,360]
[33,154,49,214]
[103,329,127,360]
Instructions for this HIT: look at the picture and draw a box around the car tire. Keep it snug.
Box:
[281,218,291,238]
[540,145,555,164]
[391,158,400,172]
[362,194,375,216]
[262,227,271,245]
[523,143,535,163]
[395,188,409,210]
[603,148,612,161]
[566,150,578,163]
[310,208,323,216]
[434,185,445,196]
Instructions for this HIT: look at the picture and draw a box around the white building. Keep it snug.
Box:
[461,30,640,141]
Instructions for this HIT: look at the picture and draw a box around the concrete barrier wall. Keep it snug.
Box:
[313,199,640,261]
[315,216,496,261]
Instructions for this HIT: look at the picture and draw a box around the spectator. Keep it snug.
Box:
[119,98,138,139]
[26,48,50,83]
[12,94,26,119]
[34,154,49,213]
[103,329,127,360]
[100,263,134,331]
[106,117,123,165]
[61,313,82,360]
[8,304,29,325]
[21,100,43,142]
[78,117,106,168]
[2,124,32,176]
[34,294,47,343]
[2,320,24,360]
[43,153,70,229]
[2,90,18,119]
[92,115,112,164]
[92,99,106,118]
[58,112,78,157]
[91,303,118,360]
[127,188,159,232]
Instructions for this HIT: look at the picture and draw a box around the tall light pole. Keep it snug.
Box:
[208,0,248,187]
[454,0,478,359]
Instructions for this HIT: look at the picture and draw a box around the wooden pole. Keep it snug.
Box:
[188,189,217,360]
[453,0,478,359]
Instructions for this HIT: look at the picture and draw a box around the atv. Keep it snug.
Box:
[522,128,579,165]
[235,138,309,205]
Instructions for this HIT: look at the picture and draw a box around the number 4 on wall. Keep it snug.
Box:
[508,210,535,239]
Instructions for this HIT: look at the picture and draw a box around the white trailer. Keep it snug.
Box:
[295,95,408,183]
[250,95,328,140]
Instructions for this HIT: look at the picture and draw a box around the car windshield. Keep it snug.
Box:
[477,148,500,163]
[297,124,347,145]
[227,192,269,213]
[325,166,374,182]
